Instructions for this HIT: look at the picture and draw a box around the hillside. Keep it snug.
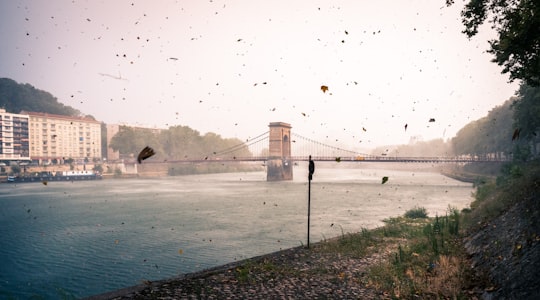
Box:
[461,161,540,299]
[0,78,81,116]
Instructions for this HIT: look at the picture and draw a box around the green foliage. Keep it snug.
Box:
[448,0,540,85]
[10,165,21,175]
[466,160,540,228]
[109,125,253,164]
[0,78,81,116]
[368,209,466,299]
[404,206,428,219]
[372,138,452,157]
[93,164,104,173]
[451,99,514,156]
[511,84,540,160]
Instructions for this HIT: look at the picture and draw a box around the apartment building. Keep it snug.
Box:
[25,111,102,163]
[0,109,30,161]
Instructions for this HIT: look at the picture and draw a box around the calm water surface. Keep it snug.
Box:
[0,163,473,299]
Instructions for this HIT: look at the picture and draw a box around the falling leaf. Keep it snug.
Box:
[178,249,183,255]
[42,181,48,185]
[335,157,341,162]
[301,112,306,117]
[381,176,389,184]
[320,85,329,93]
[429,118,436,122]
[362,127,367,132]
[137,146,155,163]
[115,239,119,244]
[404,124,408,131]
[512,128,520,141]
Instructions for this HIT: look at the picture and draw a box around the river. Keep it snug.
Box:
[0,162,473,299]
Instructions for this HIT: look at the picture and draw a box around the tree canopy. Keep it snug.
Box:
[448,0,540,86]
[109,125,252,162]
[0,78,81,116]
[451,99,515,156]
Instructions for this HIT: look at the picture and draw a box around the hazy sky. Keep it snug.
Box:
[0,0,520,150]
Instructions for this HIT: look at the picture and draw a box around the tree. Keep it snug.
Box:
[447,0,540,86]
[451,99,514,156]
[513,84,540,140]
[0,78,81,115]
[109,126,161,159]
[512,84,540,156]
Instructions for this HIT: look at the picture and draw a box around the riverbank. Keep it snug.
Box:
[85,236,394,299]
[85,211,481,300]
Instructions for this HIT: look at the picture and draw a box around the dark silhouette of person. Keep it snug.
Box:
[308,155,315,181]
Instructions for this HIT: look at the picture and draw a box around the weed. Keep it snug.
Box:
[404,206,429,219]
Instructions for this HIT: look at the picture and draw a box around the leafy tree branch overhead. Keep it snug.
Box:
[447,0,540,86]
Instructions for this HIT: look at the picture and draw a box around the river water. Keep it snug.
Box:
[0,163,473,299]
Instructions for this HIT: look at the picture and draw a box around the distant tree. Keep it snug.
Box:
[447,0,540,85]
[109,126,161,159]
[10,165,21,175]
[160,125,202,160]
[0,78,81,115]
[93,164,104,173]
[512,84,540,156]
[452,99,514,156]
[100,123,108,160]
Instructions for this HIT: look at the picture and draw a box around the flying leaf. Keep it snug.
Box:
[404,124,408,131]
[320,85,329,93]
[178,249,183,255]
[381,176,389,184]
[512,128,520,141]
[335,157,341,162]
[137,146,155,163]
[429,118,436,122]
[42,181,48,185]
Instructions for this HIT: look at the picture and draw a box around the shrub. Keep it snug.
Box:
[404,206,428,219]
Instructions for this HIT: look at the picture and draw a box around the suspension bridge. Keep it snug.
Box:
[154,122,509,181]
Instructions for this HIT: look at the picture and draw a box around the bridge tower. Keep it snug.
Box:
[267,122,293,181]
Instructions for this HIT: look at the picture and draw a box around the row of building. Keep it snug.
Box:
[0,108,105,164]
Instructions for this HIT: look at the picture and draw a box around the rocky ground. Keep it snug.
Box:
[85,240,400,300]
[464,192,540,299]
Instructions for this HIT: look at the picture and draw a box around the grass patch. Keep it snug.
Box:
[363,207,470,299]
[463,159,540,230]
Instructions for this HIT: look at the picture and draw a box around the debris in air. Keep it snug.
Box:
[320,85,329,93]
[512,128,521,141]
[381,176,389,184]
[429,118,436,122]
[137,146,155,163]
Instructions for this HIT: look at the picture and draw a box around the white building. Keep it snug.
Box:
[0,109,30,161]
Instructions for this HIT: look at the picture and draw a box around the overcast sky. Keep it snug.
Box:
[0,0,520,150]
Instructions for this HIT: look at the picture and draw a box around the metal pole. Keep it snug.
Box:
[307,171,311,248]
[307,155,315,248]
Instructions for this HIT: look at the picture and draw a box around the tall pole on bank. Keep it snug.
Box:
[307,155,315,248]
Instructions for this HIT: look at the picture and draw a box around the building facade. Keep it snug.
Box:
[0,109,30,161]
[26,111,102,163]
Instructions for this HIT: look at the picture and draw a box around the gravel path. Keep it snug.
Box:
[85,240,397,300]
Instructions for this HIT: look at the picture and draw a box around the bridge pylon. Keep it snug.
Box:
[267,122,293,181]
